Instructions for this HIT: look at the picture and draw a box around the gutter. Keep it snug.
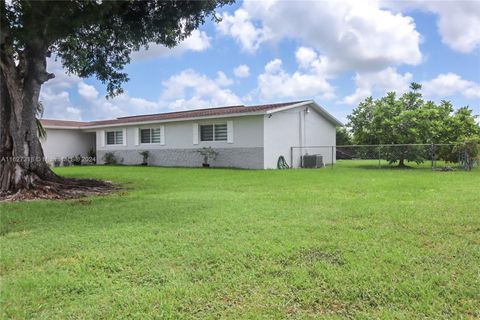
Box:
[74,111,269,130]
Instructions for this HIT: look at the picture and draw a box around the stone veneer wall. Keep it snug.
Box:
[97,147,264,169]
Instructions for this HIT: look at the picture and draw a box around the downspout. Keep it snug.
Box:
[299,110,303,149]
[304,107,307,147]
[299,109,308,167]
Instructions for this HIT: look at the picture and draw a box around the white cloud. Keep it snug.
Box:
[40,88,82,120]
[233,64,250,78]
[341,67,413,105]
[77,82,99,101]
[422,73,480,99]
[257,58,335,101]
[215,71,234,87]
[131,30,211,61]
[295,47,318,69]
[217,8,271,53]
[91,95,160,120]
[264,59,283,74]
[42,58,82,89]
[383,0,480,53]
[42,58,243,120]
[293,47,340,78]
[40,59,83,120]
[433,2,480,53]
[218,0,422,72]
[41,57,163,120]
[160,69,242,110]
[341,70,480,105]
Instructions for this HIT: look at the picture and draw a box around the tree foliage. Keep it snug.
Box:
[347,83,480,166]
[336,127,352,146]
[0,0,233,194]
[2,0,233,96]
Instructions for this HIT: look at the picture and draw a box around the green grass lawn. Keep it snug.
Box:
[1,162,479,319]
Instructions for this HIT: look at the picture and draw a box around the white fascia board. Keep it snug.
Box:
[267,100,343,127]
[264,101,313,114]
[79,111,267,130]
[43,126,85,130]
[310,101,344,126]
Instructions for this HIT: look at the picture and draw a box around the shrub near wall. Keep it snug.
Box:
[103,152,117,165]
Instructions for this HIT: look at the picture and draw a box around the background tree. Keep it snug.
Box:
[0,0,232,196]
[436,106,480,163]
[336,127,352,146]
[348,83,479,167]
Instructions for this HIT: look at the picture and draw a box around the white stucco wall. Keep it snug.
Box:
[93,116,265,167]
[263,104,337,169]
[41,128,95,162]
[95,115,264,152]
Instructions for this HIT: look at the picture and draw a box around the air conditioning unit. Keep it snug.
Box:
[301,154,324,168]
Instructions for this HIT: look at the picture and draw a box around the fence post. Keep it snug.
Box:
[290,146,293,169]
[378,146,381,168]
[431,143,435,171]
[331,146,334,169]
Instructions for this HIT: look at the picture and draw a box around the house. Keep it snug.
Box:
[40,100,342,169]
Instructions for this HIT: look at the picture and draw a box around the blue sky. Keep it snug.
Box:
[41,0,480,124]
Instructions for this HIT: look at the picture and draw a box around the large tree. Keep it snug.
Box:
[347,83,479,167]
[336,127,352,146]
[0,0,232,197]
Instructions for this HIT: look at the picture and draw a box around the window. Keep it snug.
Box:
[106,131,123,145]
[140,128,161,144]
[200,125,213,141]
[200,124,227,142]
[214,124,227,141]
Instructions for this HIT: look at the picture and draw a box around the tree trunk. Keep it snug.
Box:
[0,57,111,200]
[0,9,112,200]
[0,42,61,193]
[398,158,405,167]
[1,41,110,199]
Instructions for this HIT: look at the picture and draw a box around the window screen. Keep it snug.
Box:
[106,131,115,145]
[200,125,214,141]
[141,128,161,144]
[214,124,227,141]
[151,128,161,143]
[200,124,227,142]
[140,129,151,143]
[106,131,123,145]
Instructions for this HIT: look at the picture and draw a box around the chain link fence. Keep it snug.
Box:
[290,144,479,170]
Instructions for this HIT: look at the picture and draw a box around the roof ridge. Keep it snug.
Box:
[116,104,246,120]
[115,100,309,120]
[42,100,314,127]
[41,119,88,122]
[248,100,310,107]
[40,119,90,127]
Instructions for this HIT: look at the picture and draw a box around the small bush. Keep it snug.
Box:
[87,149,96,158]
[139,150,150,165]
[71,154,82,166]
[103,152,117,165]
[87,149,96,164]
[197,147,218,167]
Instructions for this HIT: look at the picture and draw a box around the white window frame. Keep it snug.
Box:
[200,123,228,142]
[105,130,125,146]
[139,126,164,145]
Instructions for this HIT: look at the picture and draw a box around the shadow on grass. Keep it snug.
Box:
[351,164,417,170]
[334,160,432,171]
[336,161,470,171]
